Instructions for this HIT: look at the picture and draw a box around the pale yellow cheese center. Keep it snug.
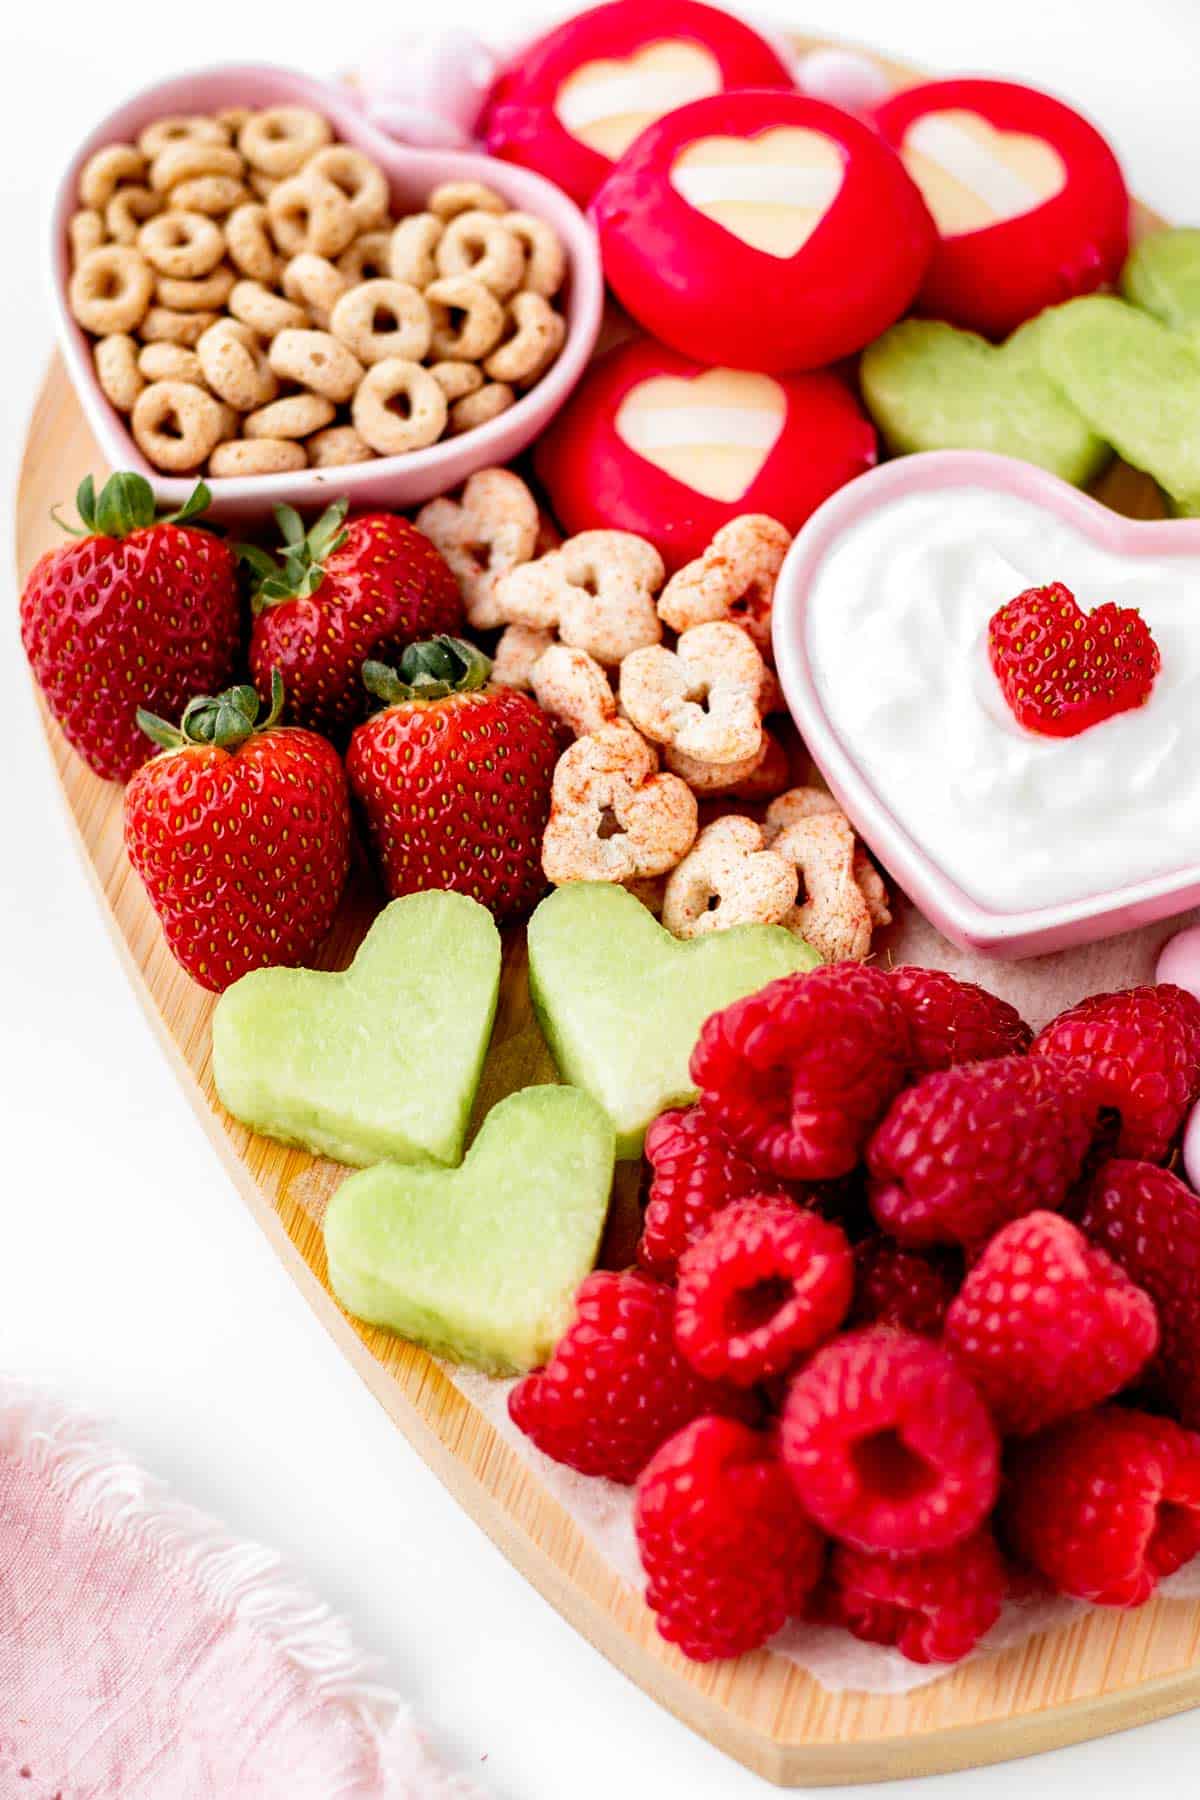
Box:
[668,127,847,258]
[615,369,787,501]
[554,40,722,158]
[901,109,1068,236]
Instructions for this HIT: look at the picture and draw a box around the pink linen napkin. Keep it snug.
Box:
[0,1379,487,1799]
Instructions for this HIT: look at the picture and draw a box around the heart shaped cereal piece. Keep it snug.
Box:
[1121,227,1200,334]
[860,316,1108,486]
[1038,295,1200,514]
[324,1085,614,1373]
[528,882,819,1158]
[212,890,501,1168]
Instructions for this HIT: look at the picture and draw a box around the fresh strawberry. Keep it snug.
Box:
[124,671,351,992]
[243,501,462,736]
[346,637,561,924]
[20,472,239,782]
[987,582,1160,738]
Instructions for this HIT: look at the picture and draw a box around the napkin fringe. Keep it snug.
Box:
[0,1377,487,1798]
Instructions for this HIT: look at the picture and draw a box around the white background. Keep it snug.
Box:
[3,3,1199,1795]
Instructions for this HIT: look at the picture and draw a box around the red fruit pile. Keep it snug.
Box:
[510,964,1200,1668]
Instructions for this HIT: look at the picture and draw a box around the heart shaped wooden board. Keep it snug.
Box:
[17,33,1200,1788]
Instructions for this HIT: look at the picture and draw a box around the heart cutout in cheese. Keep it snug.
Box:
[615,368,787,501]
[554,39,722,158]
[668,127,846,258]
[901,110,1067,236]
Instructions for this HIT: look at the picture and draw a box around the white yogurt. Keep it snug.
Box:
[806,486,1200,913]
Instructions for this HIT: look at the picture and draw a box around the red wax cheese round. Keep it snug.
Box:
[591,91,936,372]
[484,0,795,209]
[873,78,1130,338]
[533,337,878,571]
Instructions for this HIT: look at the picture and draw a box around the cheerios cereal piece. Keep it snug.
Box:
[429,359,483,402]
[449,382,515,434]
[269,327,363,403]
[429,181,506,221]
[352,358,447,455]
[198,318,278,410]
[157,264,236,311]
[132,380,226,472]
[661,816,797,940]
[658,515,793,658]
[416,468,539,629]
[106,185,162,245]
[495,530,664,666]
[503,211,566,298]
[337,231,392,284]
[69,245,154,334]
[425,275,505,361]
[530,643,616,738]
[620,621,765,766]
[79,144,145,210]
[389,213,442,289]
[169,175,250,215]
[215,107,253,136]
[239,106,332,178]
[138,209,225,277]
[306,424,374,468]
[244,392,336,439]
[268,171,357,259]
[542,721,698,885]
[140,305,219,346]
[94,333,144,412]
[68,209,105,260]
[435,210,524,298]
[281,252,347,327]
[484,291,566,387]
[770,811,877,961]
[492,623,555,690]
[225,203,281,283]
[329,279,431,366]
[138,115,229,159]
[150,141,243,194]
[209,436,308,477]
[138,341,204,383]
[228,279,306,337]
[306,146,389,234]
[248,170,279,201]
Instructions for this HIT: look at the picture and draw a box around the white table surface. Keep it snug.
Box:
[3,2,1198,1793]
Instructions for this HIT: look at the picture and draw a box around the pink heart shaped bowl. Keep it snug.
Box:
[49,63,604,521]
[772,451,1200,959]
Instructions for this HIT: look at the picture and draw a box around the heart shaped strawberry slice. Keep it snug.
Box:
[987,580,1160,737]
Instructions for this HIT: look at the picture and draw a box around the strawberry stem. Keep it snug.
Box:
[363,636,492,706]
[239,498,351,613]
[51,472,213,539]
[138,669,286,753]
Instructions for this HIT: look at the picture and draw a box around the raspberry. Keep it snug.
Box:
[691,963,912,1181]
[675,1201,854,1386]
[867,1055,1100,1252]
[634,1417,825,1662]
[508,1270,749,1485]
[944,1211,1158,1436]
[1031,984,1200,1162]
[780,1328,999,1553]
[1081,1159,1200,1427]
[888,966,1031,1074]
[987,582,1160,738]
[1005,1407,1200,1605]
[826,1530,1006,1664]
[850,1239,959,1338]
[638,1106,793,1281]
